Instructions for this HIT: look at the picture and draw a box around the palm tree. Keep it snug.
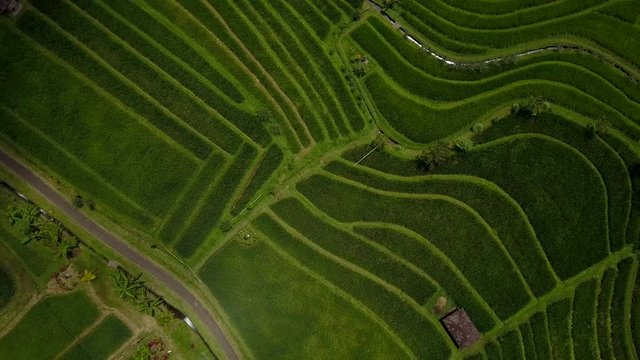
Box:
[7,206,23,225]
[138,297,165,316]
[111,271,145,303]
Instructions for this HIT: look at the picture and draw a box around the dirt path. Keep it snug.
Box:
[0,150,240,360]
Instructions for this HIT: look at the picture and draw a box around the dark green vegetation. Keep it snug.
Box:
[1,0,640,359]
[0,268,14,309]
[62,314,132,360]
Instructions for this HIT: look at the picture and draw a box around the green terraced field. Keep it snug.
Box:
[2,0,640,358]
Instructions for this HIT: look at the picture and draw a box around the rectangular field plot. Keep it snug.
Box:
[61,314,132,360]
[0,24,197,222]
[0,291,100,360]
[199,239,410,359]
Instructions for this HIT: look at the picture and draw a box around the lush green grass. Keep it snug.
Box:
[297,173,533,321]
[632,265,640,359]
[324,160,559,297]
[610,257,638,360]
[529,311,553,360]
[62,314,132,360]
[0,22,197,219]
[0,267,14,310]
[571,278,600,360]
[546,297,574,360]
[253,213,453,359]
[484,340,502,359]
[596,267,617,360]
[175,143,258,257]
[199,238,411,359]
[497,329,525,359]
[0,291,100,360]
[520,322,537,360]
[271,197,439,305]
[437,134,609,279]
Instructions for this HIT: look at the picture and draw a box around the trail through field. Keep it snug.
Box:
[0,150,240,360]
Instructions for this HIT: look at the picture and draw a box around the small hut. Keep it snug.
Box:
[440,308,482,348]
[0,0,21,16]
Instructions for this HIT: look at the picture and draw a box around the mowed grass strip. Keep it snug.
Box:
[15,8,213,160]
[597,267,617,360]
[571,278,601,360]
[199,239,411,359]
[159,152,227,245]
[325,160,559,296]
[271,197,439,305]
[29,0,244,154]
[175,143,258,258]
[611,257,638,360]
[437,134,609,279]
[230,144,284,216]
[477,113,632,252]
[61,314,132,360]
[0,107,154,228]
[297,173,533,320]
[0,26,195,218]
[253,213,453,359]
[354,225,498,331]
[0,291,100,360]
[546,297,575,360]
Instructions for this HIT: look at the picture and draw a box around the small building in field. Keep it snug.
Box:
[440,308,482,348]
[0,0,21,16]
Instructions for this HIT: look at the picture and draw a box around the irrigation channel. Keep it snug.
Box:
[0,150,240,360]
[366,0,639,82]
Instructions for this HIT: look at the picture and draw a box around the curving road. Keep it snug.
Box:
[0,150,240,360]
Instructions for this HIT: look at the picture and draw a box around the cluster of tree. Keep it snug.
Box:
[131,338,169,360]
[72,195,95,210]
[111,269,166,317]
[511,96,551,117]
[416,141,454,172]
[7,204,78,258]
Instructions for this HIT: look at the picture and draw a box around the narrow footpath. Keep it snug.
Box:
[0,150,240,360]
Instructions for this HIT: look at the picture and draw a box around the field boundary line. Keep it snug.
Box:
[1,106,156,222]
[257,227,419,360]
[54,311,110,360]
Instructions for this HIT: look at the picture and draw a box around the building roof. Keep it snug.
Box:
[440,308,482,348]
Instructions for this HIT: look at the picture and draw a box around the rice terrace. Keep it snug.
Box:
[1,0,640,358]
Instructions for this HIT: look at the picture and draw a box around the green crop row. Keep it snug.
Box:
[413,0,607,30]
[28,0,245,154]
[354,225,497,331]
[175,143,258,257]
[324,161,558,297]
[199,239,409,358]
[159,152,227,244]
[546,297,574,359]
[437,134,610,279]
[0,29,196,218]
[611,257,638,359]
[230,144,283,216]
[225,0,328,142]
[175,0,302,152]
[79,0,244,104]
[62,314,132,360]
[597,267,617,360]
[520,322,537,360]
[208,0,317,147]
[0,292,100,359]
[253,213,453,359]
[308,0,344,24]
[478,113,631,252]
[250,0,347,138]
[16,10,212,160]
[297,174,533,320]
[351,20,640,125]
[600,0,640,23]
[442,0,551,16]
[365,72,640,146]
[269,0,366,132]
[271,197,439,305]
[571,279,600,359]
[0,107,154,229]
[133,0,273,146]
[285,0,332,39]
[341,145,421,177]
[497,329,525,359]
[632,266,640,358]
[529,311,553,360]
[483,341,502,359]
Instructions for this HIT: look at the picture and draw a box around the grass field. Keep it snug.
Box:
[2,0,640,358]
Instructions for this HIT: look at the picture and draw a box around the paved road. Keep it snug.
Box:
[0,150,240,360]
